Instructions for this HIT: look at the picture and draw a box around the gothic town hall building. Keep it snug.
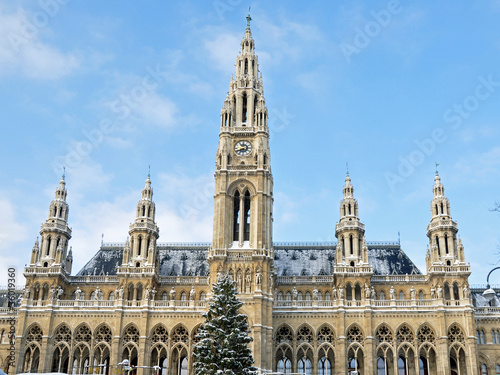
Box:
[2,17,500,375]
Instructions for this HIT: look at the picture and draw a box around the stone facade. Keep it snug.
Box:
[2,16,500,375]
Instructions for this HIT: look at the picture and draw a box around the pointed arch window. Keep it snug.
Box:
[242,93,248,123]
[440,202,444,214]
[233,191,240,241]
[138,236,142,256]
[350,234,354,255]
[46,237,52,256]
[244,191,251,241]
[445,234,449,254]
[244,59,248,74]
[435,236,440,256]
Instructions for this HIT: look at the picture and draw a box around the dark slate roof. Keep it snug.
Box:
[0,289,23,308]
[471,288,500,307]
[77,241,421,277]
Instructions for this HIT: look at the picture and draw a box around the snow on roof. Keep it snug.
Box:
[77,242,421,277]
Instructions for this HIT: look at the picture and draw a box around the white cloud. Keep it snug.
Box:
[0,7,80,79]
[204,33,241,73]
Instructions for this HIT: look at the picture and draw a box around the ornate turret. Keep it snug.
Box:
[334,172,371,273]
[426,172,468,273]
[121,173,159,270]
[32,174,72,271]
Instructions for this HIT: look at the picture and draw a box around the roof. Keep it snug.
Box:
[77,241,421,277]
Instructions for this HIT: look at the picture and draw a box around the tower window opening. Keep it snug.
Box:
[444,283,450,300]
[244,59,248,74]
[343,205,346,216]
[53,207,57,217]
[355,284,361,301]
[440,202,444,214]
[350,234,354,255]
[56,237,60,250]
[435,236,440,256]
[263,154,267,165]
[348,203,352,215]
[147,206,151,218]
[138,236,142,256]
[242,93,247,123]
[435,204,438,215]
[46,237,51,256]
[233,191,240,241]
[453,282,459,300]
[147,239,151,256]
[244,191,251,241]
[142,205,146,216]
[342,237,345,257]
[445,234,449,254]
[346,283,353,300]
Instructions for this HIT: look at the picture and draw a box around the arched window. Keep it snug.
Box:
[444,283,451,300]
[399,291,405,300]
[354,284,361,301]
[379,291,385,300]
[419,291,424,300]
[496,364,500,375]
[298,292,303,301]
[346,284,352,301]
[277,358,292,374]
[244,59,248,74]
[398,357,406,375]
[286,292,292,301]
[200,292,206,301]
[350,234,354,255]
[453,283,460,300]
[435,236,440,255]
[419,357,429,375]
[278,292,283,301]
[305,292,311,301]
[138,236,142,256]
[46,237,52,256]
[445,234,449,254]
[244,191,251,241]
[318,357,331,375]
[108,292,115,301]
[298,356,312,375]
[162,292,167,301]
[242,93,247,122]
[180,292,187,301]
[233,191,240,241]
[480,330,485,344]
[481,364,488,375]
[324,292,331,301]
[377,357,386,375]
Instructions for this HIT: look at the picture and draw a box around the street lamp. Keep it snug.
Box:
[482,266,500,302]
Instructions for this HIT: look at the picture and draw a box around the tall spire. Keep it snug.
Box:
[426,172,467,269]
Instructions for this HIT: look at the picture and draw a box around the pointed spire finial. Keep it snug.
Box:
[435,162,439,175]
[62,166,66,180]
[148,165,151,179]
[101,233,104,246]
[346,162,349,176]
[246,7,252,29]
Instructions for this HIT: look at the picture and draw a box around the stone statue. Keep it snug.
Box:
[49,286,56,300]
[410,286,416,300]
[23,286,31,299]
[75,287,82,300]
[118,286,124,299]
[57,286,64,300]
[332,286,337,301]
[151,287,157,301]
[313,288,319,301]
[170,287,176,300]
[338,286,344,299]
[246,274,252,292]
[430,286,436,299]
[364,283,370,299]
[269,274,274,290]
[189,286,196,301]
[437,285,443,299]
[390,286,395,300]
[255,269,263,286]
[463,284,470,299]
[144,286,150,301]
[94,287,101,300]
[371,286,376,300]
[292,287,298,301]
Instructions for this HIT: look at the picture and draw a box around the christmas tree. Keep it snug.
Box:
[193,273,257,375]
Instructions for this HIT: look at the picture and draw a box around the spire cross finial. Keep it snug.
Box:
[246,7,252,29]
[62,166,66,180]
[148,165,151,179]
[346,162,349,176]
[435,162,439,175]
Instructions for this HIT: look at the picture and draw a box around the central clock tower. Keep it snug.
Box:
[208,15,274,370]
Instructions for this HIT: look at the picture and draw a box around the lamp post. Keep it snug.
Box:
[482,266,500,302]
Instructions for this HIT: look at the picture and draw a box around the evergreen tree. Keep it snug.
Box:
[193,273,257,375]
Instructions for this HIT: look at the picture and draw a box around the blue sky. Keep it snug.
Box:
[1,1,499,286]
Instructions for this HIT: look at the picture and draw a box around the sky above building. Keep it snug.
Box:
[1,1,499,286]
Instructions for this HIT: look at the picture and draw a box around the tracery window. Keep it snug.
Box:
[376,325,393,343]
[123,325,139,343]
[346,325,364,344]
[95,325,112,343]
[317,326,335,343]
[277,358,292,374]
[276,326,293,344]
[448,324,465,344]
[75,325,92,343]
[298,357,312,375]
[26,325,43,343]
[54,325,71,343]
[396,324,414,344]
[417,325,435,344]
[171,325,189,343]
[318,357,331,375]
[297,326,313,343]
[151,325,168,343]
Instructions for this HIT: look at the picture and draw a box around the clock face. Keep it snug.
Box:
[234,140,252,156]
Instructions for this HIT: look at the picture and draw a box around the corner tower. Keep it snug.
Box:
[29,174,72,272]
[426,172,467,270]
[208,15,274,370]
